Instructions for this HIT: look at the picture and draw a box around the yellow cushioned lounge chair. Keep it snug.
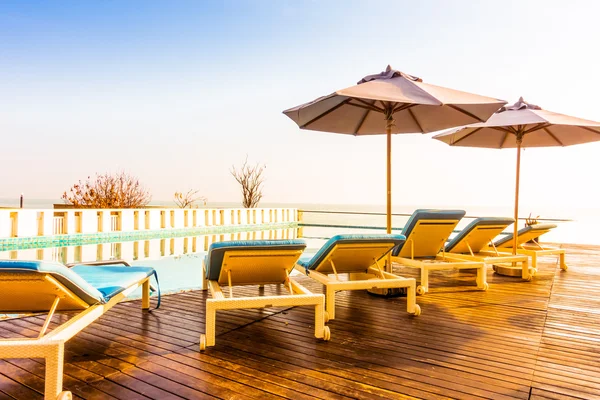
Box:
[390,209,487,295]
[489,223,567,274]
[294,234,421,320]
[200,239,330,351]
[0,260,160,400]
[444,217,532,280]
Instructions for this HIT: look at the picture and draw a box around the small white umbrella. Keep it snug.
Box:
[284,65,506,233]
[433,97,600,253]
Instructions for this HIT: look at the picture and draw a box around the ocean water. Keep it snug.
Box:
[296,203,600,246]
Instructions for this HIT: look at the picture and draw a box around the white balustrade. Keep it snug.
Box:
[172,210,184,228]
[78,210,95,233]
[110,215,119,232]
[121,210,135,231]
[15,210,37,237]
[64,211,76,234]
[0,207,299,239]
[53,216,65,235]
[146,210,162,230]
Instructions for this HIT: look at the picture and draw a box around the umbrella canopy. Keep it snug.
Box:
[433,97,600,254]
[283,65,507,233]
[434,97,600,148]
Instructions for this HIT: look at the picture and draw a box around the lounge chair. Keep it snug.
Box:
[490,223,568,274]
[390,209,487,294]
[0,260,160,400]
[294,234,421,320]
[444,217,532,280]
[201,239,330,351]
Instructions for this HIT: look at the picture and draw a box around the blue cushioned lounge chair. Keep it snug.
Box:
[391,209,487,294]
[295,234,421,320]
[491,223,567,273]
[201,239,330,351]
[444,217,532,280]
[0,260,160,400]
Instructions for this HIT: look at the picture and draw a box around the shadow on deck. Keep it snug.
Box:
[1,244,599,399]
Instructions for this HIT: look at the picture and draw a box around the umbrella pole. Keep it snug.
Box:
[386,121,392,234]
[385,114,393,273]
[513,139,522,256]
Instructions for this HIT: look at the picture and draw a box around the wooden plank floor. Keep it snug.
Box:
[1,244,599,399]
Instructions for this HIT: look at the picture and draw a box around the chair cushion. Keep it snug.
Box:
[493,223,557,247]
[70,265,156,301]
[205,239,307,281]
[392,209,466,256]
[297,234,406,271]
[0,260,105,306]
[445,217,514,252]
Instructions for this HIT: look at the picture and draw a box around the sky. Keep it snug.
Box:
[1,0,600,216]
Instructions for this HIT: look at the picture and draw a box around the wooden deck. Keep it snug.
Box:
[1,244,599,399]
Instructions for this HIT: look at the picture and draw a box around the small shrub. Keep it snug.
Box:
[525,213,540,227]
[174,189,207,208]
[231,156,265,208]
[62,171,151,208]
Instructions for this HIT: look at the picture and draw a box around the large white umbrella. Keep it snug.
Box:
[433,97,600,253]
[283,65,506,233]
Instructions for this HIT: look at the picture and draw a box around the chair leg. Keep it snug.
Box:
[142,279,150,310]
[314,301,325,339]
[522,256,531,281]
[205,302,216,347]
[201,261,208,291]
[406,280,418,314]
[559,252,568,271]
[418,267,428,295]
[45,342,65,400]
[477,265,488,290]
[325,286,336,320]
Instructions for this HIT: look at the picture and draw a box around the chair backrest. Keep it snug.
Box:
[494,223,557,248]
[300,234,406,273]
[392,209,466,258]
[0,260,104,312]
[205,240,307,286]
[445,217,514,254]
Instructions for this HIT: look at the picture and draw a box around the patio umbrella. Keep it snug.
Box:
[433,97,600,254]
[283,65,506,233]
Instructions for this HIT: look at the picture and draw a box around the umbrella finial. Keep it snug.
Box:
[499,97,542,113]
[358,66,422,84]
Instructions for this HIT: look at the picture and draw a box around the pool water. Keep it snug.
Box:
[0,227,325,296]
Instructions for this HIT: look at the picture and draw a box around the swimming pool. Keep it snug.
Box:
[0,227,327,295]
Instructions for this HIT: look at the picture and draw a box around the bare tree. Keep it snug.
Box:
[230,157,265,208]
[174,189,207,208]
[62,171,152,208]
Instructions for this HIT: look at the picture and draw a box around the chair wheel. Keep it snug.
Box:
[57,392,73,400]
[412,304,421,316]
[323,311,330,323]
[323,326,331,341]
[416,285,426,295]
[561,265,568,271]
[481,283,489,291]
[531,268,538,276]
[525,275,533,282]
[199,334,206,351]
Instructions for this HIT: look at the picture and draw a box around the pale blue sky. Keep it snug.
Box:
[1,0,599,214]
